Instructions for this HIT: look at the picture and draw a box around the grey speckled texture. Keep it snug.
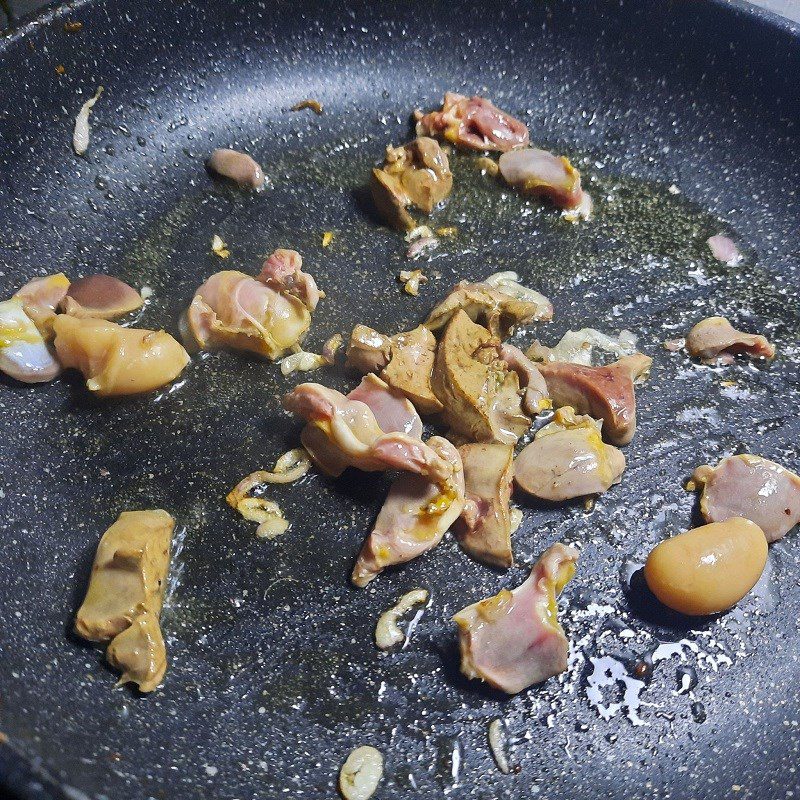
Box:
[1,1,800,799]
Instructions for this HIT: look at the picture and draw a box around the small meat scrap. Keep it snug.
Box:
[0,299,61,383]
[399,269,427,295]
[453,542,579,693]
[690,454,800,543]
[346,324,443,415]
[685,316,775,364]
[498,147,588,210]
[13,273,70,337]
[375,588,429,650]
[206,148,265,189]
[707,234,742,266]
[211,234,230,258]
[75,510,174,693]
[537,353,652,446]
[280,350,327,376]
[52,315,189,396]
[425,278,552,339]
[347,373,423,438]
[498,343,550,415]
[59,275,143,320]
[257,248,323,311]
[371,137,453,230]
[414,92,529,153]
[514,407,626,501]
[352,436,465,587]
[455,443,515,569]
[431,310,530,444]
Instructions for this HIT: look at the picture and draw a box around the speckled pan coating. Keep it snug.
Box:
[1,1,799,798]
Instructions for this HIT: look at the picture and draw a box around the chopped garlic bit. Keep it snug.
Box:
[668,184,681,195]
[475,156,499,176]
[211,235,230,259]
[322,231,334,247]
[322,332,343,363]
[72,86,104,156]
[375,588,429,650]
[404,225,435,243]
[488,719,511,774]
[280,350,328,375]
[339,746,384,800]
[140,285,154,301]
[435,226,458,237]
[291,98,324,115]
[562,191,593,223]
[509,508,523,534]
[398,269,428,296]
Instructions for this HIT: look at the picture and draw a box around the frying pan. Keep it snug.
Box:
[2,0,800,797]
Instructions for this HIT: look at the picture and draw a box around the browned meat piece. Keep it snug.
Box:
[105,610,167,693]
[498,148,586,210]
[537,354,652,446]
[414,92,529,153]
[371,137,453,230]
[685,316,775,364]
[431,310,529,444]
[514,407,626,501]
[206,148,265,189]
[690,455,800,543]
[425,281,552,339]
[454,443,515,568]
[453,543,578,694]
[346,324,443,415]
[75,510,174,641]
[59,275,143,320]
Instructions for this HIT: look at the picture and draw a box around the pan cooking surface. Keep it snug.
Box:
[1,1,799,797]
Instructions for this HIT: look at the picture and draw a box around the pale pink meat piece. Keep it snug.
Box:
[498,148,586,210]
[347,373,423,438]
[453,542,579,694]
[536,353,652,446]
[206,148,265,189]
[685,316,775,364]
[257,248,323,311]
[351,436,465,587]
[282,383,452,484]
[691,454,800,543]
[414,92,529,153]
[706,235,742,265]
[454,443,515,569]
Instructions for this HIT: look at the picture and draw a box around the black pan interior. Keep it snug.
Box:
[1,1,800,797]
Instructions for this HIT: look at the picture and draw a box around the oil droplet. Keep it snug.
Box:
[676,665,698,694]
[691,701,707,723]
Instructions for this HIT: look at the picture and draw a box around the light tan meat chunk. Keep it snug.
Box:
[685,316,775,364]
[514,407,626,501]
[75,510,174,642]
[455,443,515,568]
[691,454,800,543]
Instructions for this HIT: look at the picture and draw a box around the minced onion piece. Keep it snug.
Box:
[140,285,154,301]
[256,516,290,539]
[322,333,343,363]
[404,225,435,243]
[664,337,685,352]
[72,86,103,156]
[374,588,429,650]
[280,350,327,375]
[339,746,384,800]
[488,719,511,774]
[398,269,428,295]
[509,508,523,534]
[527,328,638,366]
[211,235,230,258]
[562,191,594,223]
[322,230,334,247]
[484,271,551,310]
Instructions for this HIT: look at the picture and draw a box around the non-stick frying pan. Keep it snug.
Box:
[2,1,800,797]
